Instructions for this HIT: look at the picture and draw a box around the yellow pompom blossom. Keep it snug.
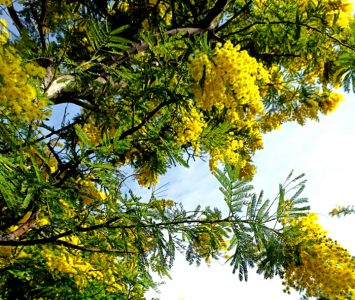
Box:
[0,0,11,7]
[0,19,9,44]
[42,246,106,289]
[151,0,172,25]
[319,92,343,115]
[174,104,206,154]
[323,0,353,29]
[48,155,58,174]
[36,217,50,226]
[0,246,28,268]
[82,120,102,146]
[141,0,172,26]
[282,213,355,298]
[208,138,244,170]
[0,19,49,121]
[189,40,268,114]
[192,224,228,264]
[1,242,127,293]
[136,165,159,187]
[150,199,175,211]
[117,2,129,12]
[255,0,353,31]
[307,0,353,30]
[340,1,354,13]
[76,178,107,205]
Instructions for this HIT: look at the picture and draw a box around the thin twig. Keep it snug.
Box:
[53,240,135,254]
[223,20,355,52]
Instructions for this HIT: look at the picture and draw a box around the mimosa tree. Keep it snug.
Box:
[0,0,354,299]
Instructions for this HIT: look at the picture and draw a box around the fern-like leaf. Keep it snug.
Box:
[87,20,131,56]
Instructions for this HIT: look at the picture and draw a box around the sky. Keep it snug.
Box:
[143,90,355,300]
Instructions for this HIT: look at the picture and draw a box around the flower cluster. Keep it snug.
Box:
[0,19,9,44]
[208,137,244,170]
[323,0,353,29]
[135,165,159,187]
[82,121,102,145]
[0,247,30,269]
[192,224,228,263]
[174,104,206,154]
[189,40,268,114]
[282,213,355,298]
[42,245,109,289]
[319,92,343,115]
[0,19,49,121]
[189,41,269,173]
[0,0,11,7]
[255,0,353,30]
[76,178,107,205]
[150,199,175,209]
[1,242,125,294]
[141,0,172,27]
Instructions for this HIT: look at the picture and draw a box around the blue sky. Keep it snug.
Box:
[144,90,355,300]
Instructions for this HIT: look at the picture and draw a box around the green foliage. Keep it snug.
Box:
[87,20,131,56]
[329,204,355,217]
[214,165,309,281]
[337,51,355,93]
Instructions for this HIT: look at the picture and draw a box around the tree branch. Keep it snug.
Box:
[28,0,47,50]
[197,0,230,28]
[112,27,209,63]
[216,0,252,32]
[46,142,64,168]
[119,99,175,140]
[105,0,230,65]
[223,20,355,52]
[223,21,264,37]
[53,240,135,254]
[0,201,35,231]
[46,9,231,99]
[53,97,96,111]
[31,119,81,145]
[0,207,39,242]
[0,216,258,247]
[46,74,107,110]
[7,4,24,32]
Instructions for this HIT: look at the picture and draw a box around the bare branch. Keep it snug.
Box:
[7,4,24,32]
[28,0,47,50]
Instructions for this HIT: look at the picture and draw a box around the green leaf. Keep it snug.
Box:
[74,124,92,148]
